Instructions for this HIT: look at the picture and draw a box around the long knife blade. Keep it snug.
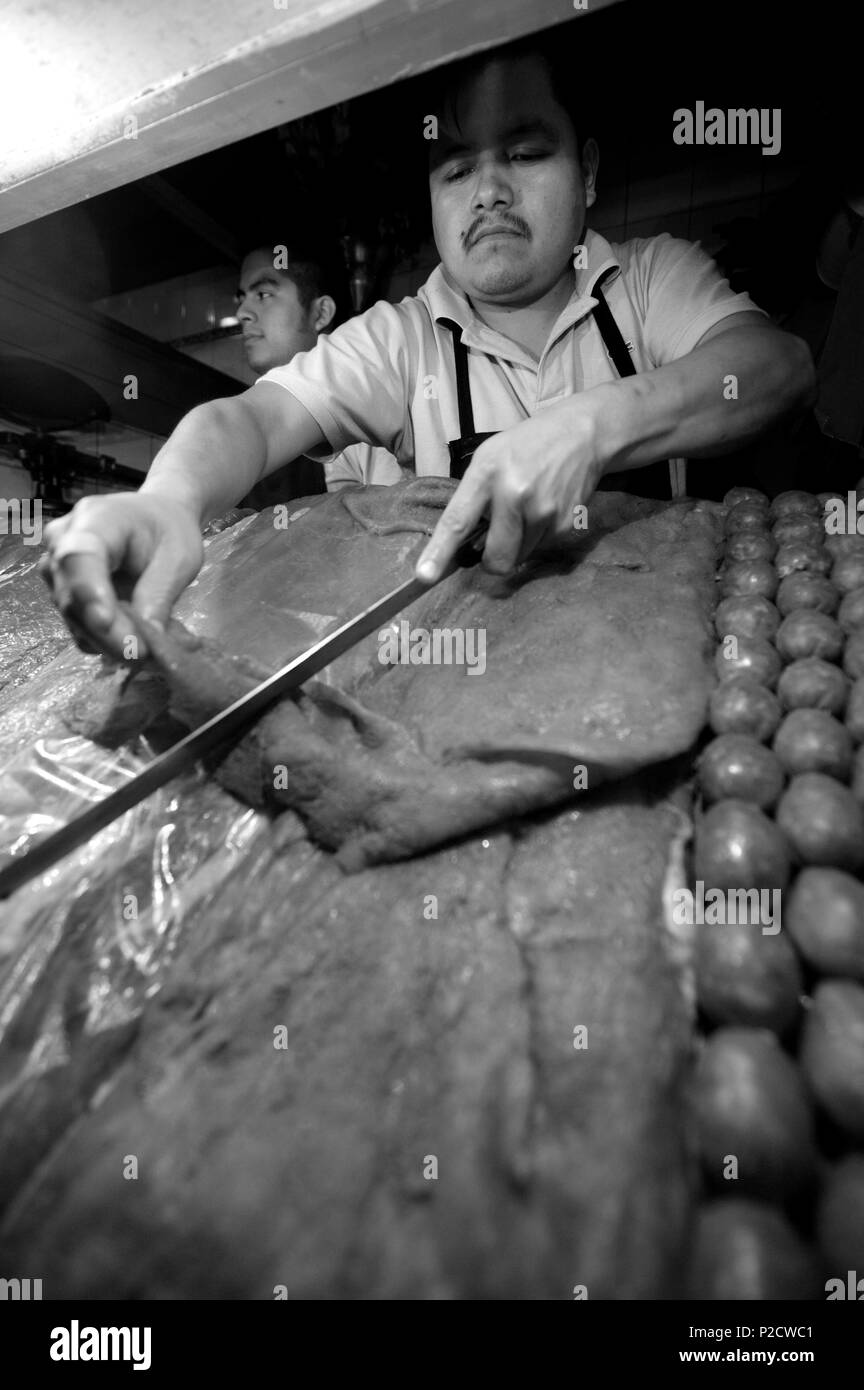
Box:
[0,524,487,900]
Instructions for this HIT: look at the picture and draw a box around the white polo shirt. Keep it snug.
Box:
[322,443,404,490]
[260,229,765,481]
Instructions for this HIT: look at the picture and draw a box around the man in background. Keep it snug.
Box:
[235,241,402,505]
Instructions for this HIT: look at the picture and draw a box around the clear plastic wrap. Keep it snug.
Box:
[0,516,308,1083]
[0,490,430,1081]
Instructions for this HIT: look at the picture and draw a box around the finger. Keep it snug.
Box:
[130,539,201,627]
[53,558,144,662]
[58,581,141,661]
[95,608,148,662]
[514,516,554,568]
[39,553,120,659]
[65,614,104,657]
[415,467,491,584]
[481,487,531,575]
[51,551,118,642]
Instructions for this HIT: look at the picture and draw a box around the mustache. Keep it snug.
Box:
[463,216,530,248]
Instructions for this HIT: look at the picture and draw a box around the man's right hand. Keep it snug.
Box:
[40,491,204,661]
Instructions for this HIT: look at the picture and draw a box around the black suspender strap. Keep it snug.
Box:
[591,276,636,378]
[442,284,638,439]
[591,268,674,499]
[440,318,476,437]
[440,294,672,497]
[573,221,636,377]
[440,318,496,479]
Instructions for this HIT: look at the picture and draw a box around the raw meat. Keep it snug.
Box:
[0,781,695,1299]
[81,480,721,869]
[0,482,721,1298]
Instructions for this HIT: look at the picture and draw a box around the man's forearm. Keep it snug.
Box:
[590,327,816,474]
[140,397,270,526]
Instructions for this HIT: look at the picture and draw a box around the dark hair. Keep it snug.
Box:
[246,241,351,325]
[419,31,582,157]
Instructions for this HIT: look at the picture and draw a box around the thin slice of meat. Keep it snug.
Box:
[110,482,721,867]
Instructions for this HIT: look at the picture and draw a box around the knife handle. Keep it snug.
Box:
[453,519,489,569]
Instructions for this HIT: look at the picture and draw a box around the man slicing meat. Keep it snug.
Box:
[42,34,815,659]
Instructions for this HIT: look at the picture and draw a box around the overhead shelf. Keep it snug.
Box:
[0,0,620,233]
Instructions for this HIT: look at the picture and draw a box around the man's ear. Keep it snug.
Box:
[582,138,600,210]
[312,295,337,333]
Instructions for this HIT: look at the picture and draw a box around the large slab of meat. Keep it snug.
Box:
[0,485,721,1298]
[70,479,720,867]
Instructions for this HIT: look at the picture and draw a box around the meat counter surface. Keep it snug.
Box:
[0,478,863,1298]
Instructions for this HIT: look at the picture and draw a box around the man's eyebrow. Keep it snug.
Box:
[437,118,561,156]
[501,119,561,142]
[235,273,281,298]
